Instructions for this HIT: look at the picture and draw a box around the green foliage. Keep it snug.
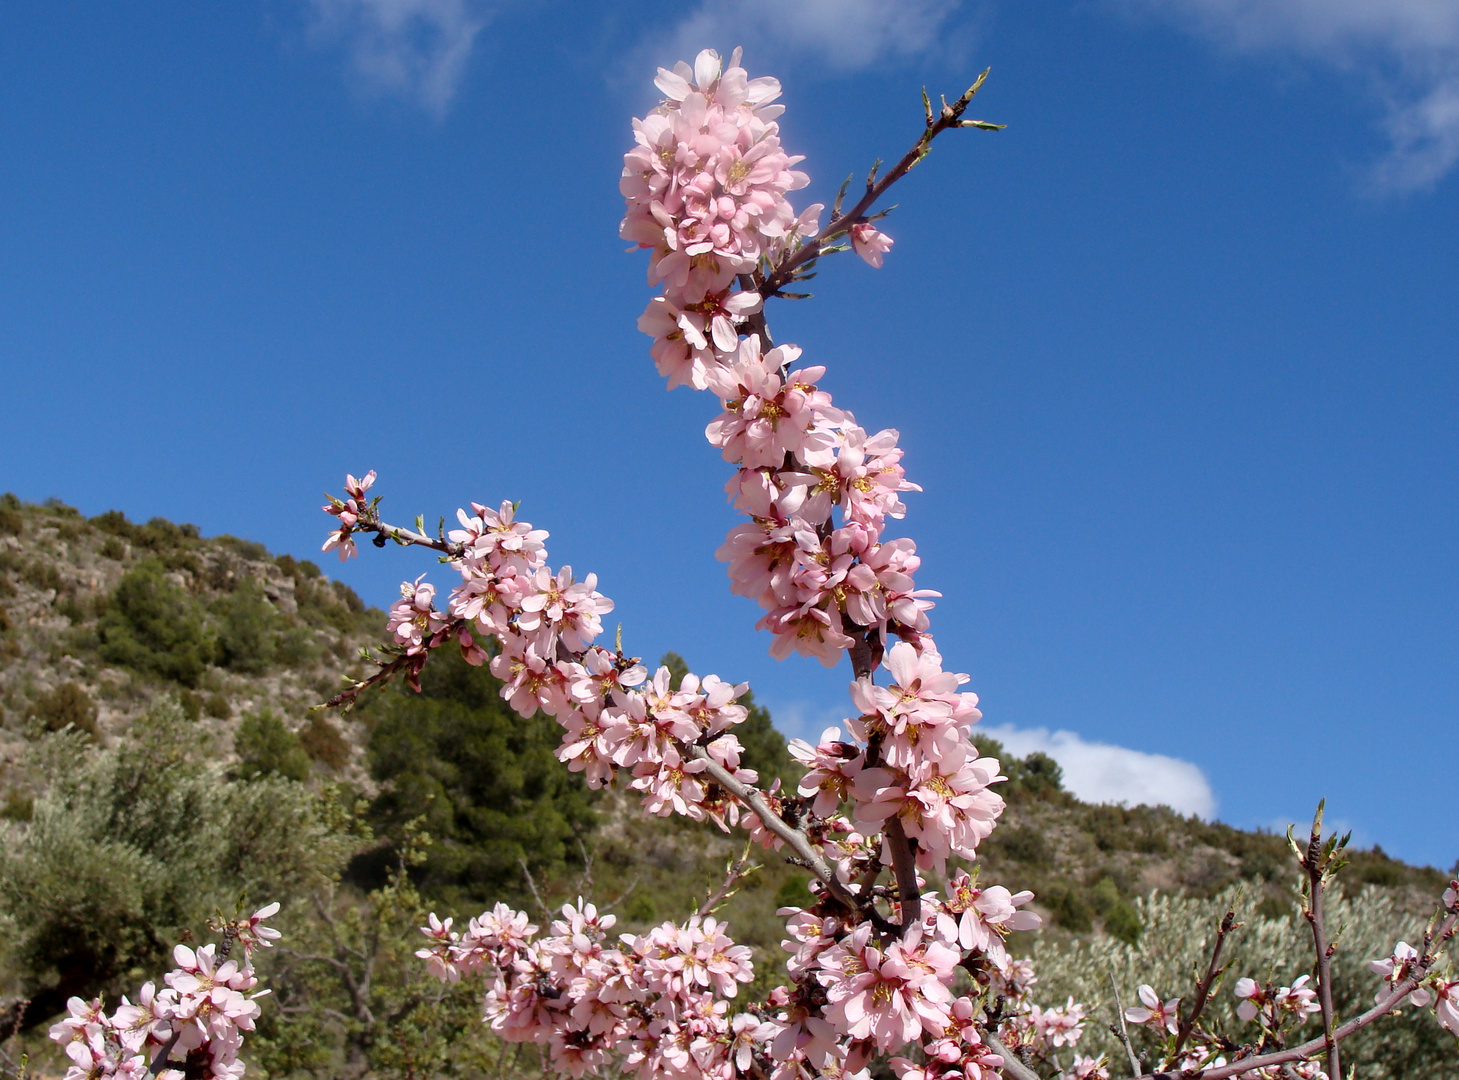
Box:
[985,823,1052,866]
[234,709,312,782]
[300,713,350,770]
[254,846,508,1080]
[25,682,98,738]
[0,495,21,538]
[97,559,214,686]
[1039,879,1094,932]
[361,649,598,908]
[0,703,354,1024]
[215,535,269,562]
[214,578,279,673]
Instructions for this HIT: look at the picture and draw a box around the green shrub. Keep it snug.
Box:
[0,606,9,633]
[215,579,279,673]
[203,692,231,719]
[97,559,214,686]
[0,703,354,1028]
[988,824,1053,866]
[217,535,270,562]
[300,714,350,770]
[23,560,62,592]
[98,535,127,561]
[1040,880,1093,932]
[0,500,22,537]
[1103,898,1142,944]
[235,709,312,782]
[26,682,99,738]
[361,648,599,906]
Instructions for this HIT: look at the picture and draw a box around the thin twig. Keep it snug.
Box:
[756,70,1000,301]
[147,1031,183,1077]
[1167,904,1240,1065]
[518,858,553,923]
[1109,974,1143,1078]
[699,840,756,916]
[1299,803,1342,1079]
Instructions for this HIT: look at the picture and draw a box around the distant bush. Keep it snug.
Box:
[0,703,354,1029]
[0,606,9,633]
[23,559,62,592]
[235,709,312,782]
[217,535,270,562]
[215,578,279,673]
[98,535,127,561]
[300,714,350,770]
[0,495,22,537]
[204,691,231,719]
[26,682,99,738]
[987,823,1053,866]
[97,559,215,686]
[361,648,599,906]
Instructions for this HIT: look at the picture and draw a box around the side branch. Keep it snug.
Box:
[1137,909,1457,1080]
[685,744,864,917]
[757,69,1000,300]
[1167,905,1239,1065]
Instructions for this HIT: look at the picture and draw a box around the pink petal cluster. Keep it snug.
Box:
[1123,984,1180,1034]
[622,48,817,391]
[321,469,375,561]
[48,905,280,1080]
[1233,974,1320,1027]
[416,898,763,1080]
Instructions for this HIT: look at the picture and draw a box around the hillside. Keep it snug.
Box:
[0,492,1452,1078]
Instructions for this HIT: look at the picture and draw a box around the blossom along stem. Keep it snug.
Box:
[1131,909,1458,1080]
[1164,904,1238,1068]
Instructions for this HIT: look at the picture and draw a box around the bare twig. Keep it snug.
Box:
[699,841,756,916]
[518,858,553,923]
[1167,903,1240,1066]
[756,70,1001,302]
[147,1031,183,1077]
[1297,801,1345,1079]
[1108,974,1143,1078]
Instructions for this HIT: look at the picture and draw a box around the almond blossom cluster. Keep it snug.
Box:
[415,899,766,1080]
[47,904,280,1080]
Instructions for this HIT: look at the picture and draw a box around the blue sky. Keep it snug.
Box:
[2,1,1455,869]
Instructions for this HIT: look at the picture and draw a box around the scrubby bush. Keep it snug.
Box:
[214,578,279,673]
[234,709,312,782]
[0,703,353,1027]
[25,682,99,738]
[96,559,214,686]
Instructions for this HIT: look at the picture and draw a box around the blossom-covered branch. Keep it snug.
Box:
[47,905,281,1080]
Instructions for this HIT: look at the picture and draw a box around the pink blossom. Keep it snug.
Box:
[1123,984,1180,1034]
[818,923,957,1051]
[850,222,893,268]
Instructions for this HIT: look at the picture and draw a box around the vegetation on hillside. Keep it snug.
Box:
[0,494,1453,1077]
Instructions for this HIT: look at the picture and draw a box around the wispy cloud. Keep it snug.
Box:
[985,724,1218,818]
[306,0,489,116]
[655,0,969,74]
[1127,0,1459,190]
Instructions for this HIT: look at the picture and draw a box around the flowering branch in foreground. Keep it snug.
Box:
[319,47,1459,1080]
[47,905,281,1080]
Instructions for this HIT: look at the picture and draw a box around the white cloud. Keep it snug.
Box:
[307,0,489,116]
[657,0,967,74]
[985,723,1217,818]
[1128,0,1459,190]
